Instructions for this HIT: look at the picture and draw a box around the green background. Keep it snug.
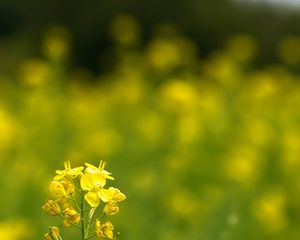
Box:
[0,1,300,239]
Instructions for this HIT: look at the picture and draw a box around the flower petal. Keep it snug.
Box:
[85,192,100,208]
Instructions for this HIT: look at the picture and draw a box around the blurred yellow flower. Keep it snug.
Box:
[0,220,31,240]
[43,26,71,61]
[252,192,287,232]
[226,34,258,62]
[0,108,17,150]
[20,59,50,86]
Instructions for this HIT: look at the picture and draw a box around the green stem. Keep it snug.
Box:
[70,195,81,211]
[71,179,83,196]
[81,193,86,240]
[84,233,96,240]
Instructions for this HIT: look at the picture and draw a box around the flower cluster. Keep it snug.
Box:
[42,161,126,240]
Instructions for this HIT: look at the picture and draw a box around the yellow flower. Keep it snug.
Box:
[80,173,110,207]
[49,180,75,198]
[95,219,114,239]
[63,207,80,227]
[54,161,84,180]
[102,221,114,239]
[101,187,126,203]
[49,181,66,198]
[103,202,119,215]
[85,160,114,181]
[80,171,106,191]
[42,199,61,216]
[80,161,116,207]
[102,187,126,215]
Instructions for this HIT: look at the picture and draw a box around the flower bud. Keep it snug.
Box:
[61,180,75,195]
[102,221,114,239]
[42,199,61,216]
[95,219,114,239]
[103,202,119,215]
[49,180,66,198]
[63,207,80,227]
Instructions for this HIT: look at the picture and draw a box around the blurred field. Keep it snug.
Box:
[0,16,300,240]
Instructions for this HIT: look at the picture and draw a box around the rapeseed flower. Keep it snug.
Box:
[43,160,125,239]
[80,161,116,207]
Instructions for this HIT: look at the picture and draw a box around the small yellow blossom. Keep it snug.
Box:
[101,187,126,203]
[49,179,75,198]
[80,173,111,207]
[95,219,114,239]
[54,161,84,180]
[49,181,67,198]
[101,221,114,239]
[63,207,80,227]
[42,199,61,216]
[103,202,119,215]
[80,161,116,207]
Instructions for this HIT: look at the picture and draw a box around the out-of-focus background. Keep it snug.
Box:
[0,0,300,239]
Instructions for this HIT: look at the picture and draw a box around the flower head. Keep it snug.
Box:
[43,160,125,239]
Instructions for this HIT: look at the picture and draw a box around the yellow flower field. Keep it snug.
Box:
[0,18,300,240]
